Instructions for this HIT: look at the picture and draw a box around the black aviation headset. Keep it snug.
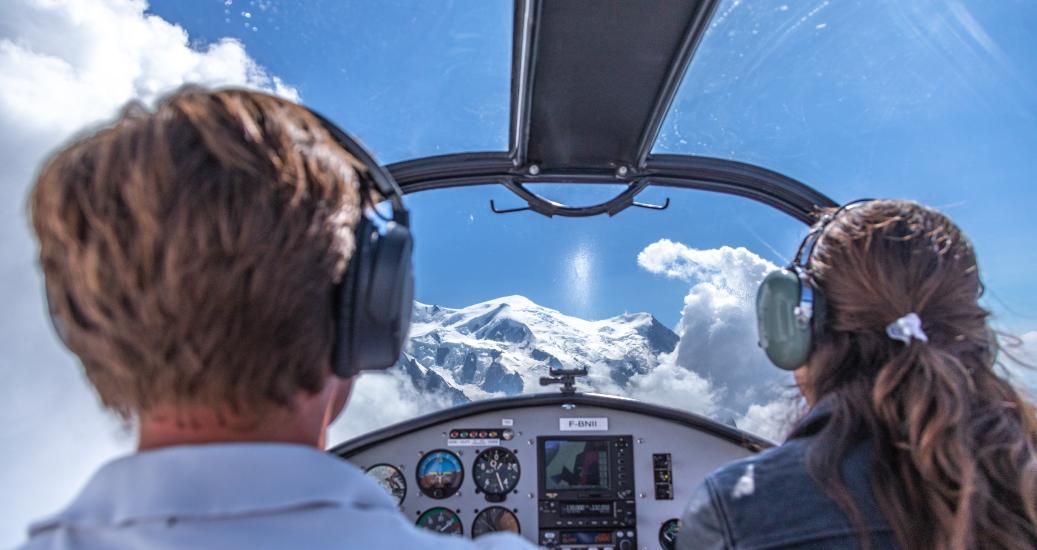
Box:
[45,109,414,380]
[755,200,873,371]
[310,110,415,379]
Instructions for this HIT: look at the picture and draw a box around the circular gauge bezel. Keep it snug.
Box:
[659,518,681,550]
[364,463,407,507]
[415,507,464,536]
[471,506,521,538]
[472,446,521,496]
[415,449,465,499]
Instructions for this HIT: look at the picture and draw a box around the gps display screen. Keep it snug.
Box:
[542,439,610,491]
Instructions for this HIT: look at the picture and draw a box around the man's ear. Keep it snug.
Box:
[317,375,354,449]
[324,375,354,427]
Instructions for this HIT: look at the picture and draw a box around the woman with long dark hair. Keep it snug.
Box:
[678,200,1037,549]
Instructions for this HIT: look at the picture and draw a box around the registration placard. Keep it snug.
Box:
[559,417,609,431]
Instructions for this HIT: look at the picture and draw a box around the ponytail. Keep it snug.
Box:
[800,200,1037,550]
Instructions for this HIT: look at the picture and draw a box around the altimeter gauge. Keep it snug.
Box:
[472,447,520,501]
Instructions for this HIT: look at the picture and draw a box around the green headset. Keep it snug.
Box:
[755,200,874,370]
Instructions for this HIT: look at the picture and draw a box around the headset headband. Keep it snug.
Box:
[303,107,415,378]
[757,198,878,371]
[791,198,876,270]
[305,109,409,224]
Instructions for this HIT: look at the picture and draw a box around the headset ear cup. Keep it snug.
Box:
[368,221,413,363]
[756,269,814,371]
[332,217,373,379]
[332,217,414,378]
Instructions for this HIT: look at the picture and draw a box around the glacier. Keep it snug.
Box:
[394,295,680,405]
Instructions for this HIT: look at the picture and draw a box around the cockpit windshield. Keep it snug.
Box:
[330,185,806,443]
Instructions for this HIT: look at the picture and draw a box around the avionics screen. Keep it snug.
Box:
[559,531,613,545]
[542,439,610,491]
[560,502,612,517]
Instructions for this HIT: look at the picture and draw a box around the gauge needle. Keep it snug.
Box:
[439,519,456,532]
[496,472,505,490]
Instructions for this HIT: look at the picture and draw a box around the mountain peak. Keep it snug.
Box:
[609,311,654,324]
[395,295,678,401]
[482,294,538,308]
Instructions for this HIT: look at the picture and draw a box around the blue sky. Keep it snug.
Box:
[145,0,1036,333]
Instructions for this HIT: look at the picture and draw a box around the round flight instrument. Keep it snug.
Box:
[416,449,464,499]
[659,518,681,550]
[416,507,464,536]
[471,506,520,538]
[472,447,520,498]
[364,464,406,507]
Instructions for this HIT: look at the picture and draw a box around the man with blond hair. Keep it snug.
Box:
[22,88,535,549]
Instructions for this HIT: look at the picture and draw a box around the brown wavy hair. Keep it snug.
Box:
[802,199,1037,550]
[31,87,363,420]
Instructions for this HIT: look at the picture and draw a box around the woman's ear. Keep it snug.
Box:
[794,365,815,406]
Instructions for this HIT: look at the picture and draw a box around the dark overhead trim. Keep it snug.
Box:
[634,0,722,168]
[387,153,836,223]
[644,154,837,222]
[509,0,539,165]
[389,152,514,192]
[330,392,771,459]
[491,179,668,218]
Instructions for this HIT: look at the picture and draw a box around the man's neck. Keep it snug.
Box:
[136,376,351,451]
[138,400,326,451]
[138,411,324,450]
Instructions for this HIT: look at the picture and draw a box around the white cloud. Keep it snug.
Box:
[628,363,718,418]
[1021,331,1037,362]
[0,1,297,545]
[329,370,458,444]
[735,396,804,443]
[638,240,793,413]
[637,240,772,296]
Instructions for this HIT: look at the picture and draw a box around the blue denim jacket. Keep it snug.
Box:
[677,406,896,549]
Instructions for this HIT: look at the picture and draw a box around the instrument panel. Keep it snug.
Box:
[333,394,768,549]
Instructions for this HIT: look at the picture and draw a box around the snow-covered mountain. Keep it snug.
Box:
[392,295,679,404]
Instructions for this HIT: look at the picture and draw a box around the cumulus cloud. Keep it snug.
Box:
[628,363,718,418]
[0,0,297,545]
[632,239,801,443]
[637,240,793,414]
[1020,331,1037,362]
[329,370,459,444]
[735,395,804,443]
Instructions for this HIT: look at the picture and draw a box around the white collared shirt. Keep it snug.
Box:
[20,443,538,550]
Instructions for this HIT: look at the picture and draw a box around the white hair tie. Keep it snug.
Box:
[886,312,928,344]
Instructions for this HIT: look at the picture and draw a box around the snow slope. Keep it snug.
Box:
[394,295,679,403]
